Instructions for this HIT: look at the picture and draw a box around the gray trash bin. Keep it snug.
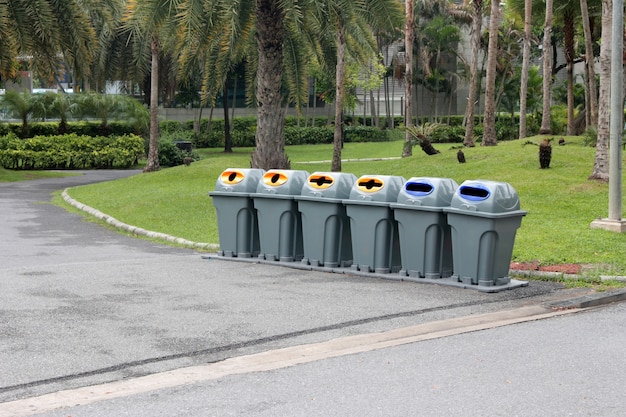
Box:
[209,168,265,258]
[295,172,357,268]
[443,180,527,287]
[391,177,458,279]
[343,175,405,274]
[252,169,309,262]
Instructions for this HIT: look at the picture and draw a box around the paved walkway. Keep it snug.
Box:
[1,170,625,416]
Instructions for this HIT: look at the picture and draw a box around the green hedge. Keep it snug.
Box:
[0,121,141,137]
[0,133,144,169]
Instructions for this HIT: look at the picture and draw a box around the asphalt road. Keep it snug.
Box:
[1,171,624,416]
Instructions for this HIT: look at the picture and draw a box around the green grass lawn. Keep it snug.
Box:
[63,136,626,276]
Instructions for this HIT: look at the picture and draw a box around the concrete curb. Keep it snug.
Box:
[547,288,626,309]
[61,188,219,252]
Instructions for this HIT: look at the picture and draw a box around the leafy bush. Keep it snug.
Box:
[285,126,333,145]
[0,133,144,169]
[155,131,200,167]
[191,131,224,148]
[495,120,518,141]
[160,120,184,133]
[550,105,568,135]
[230,127,256,147]
[582,127,597,147]
[345,126,389,142]
[429,124,465,143]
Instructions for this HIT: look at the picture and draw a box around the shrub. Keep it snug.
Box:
[0,133,144,169]
[160,120,184,133]
[285,126,333,145]
[345,126,389,142]
[155,131,200,167]
[582,127,597,147]
[429,124,465,143]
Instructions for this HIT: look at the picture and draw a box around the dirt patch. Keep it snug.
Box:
[510,261,582,275]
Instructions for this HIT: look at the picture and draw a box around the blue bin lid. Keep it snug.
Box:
[299,172,357,199]
[396,177,458,207]
[347,175,405,203]
[213,168,265,193]
[450,179,521,213]
[255,169,309,196]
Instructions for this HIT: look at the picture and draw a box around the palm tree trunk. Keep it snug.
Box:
[332,27,346,172]
[482,0,501,146]
[144,35,160,173]
[223,78,233,153]
[463,0,482,147]
[564,10,576,136]
[250,0,289,170]
[539,0,553,135]
[580,0,598,128]
[589,0,612,181]
[519,0,532,139]
[402,0,414,157]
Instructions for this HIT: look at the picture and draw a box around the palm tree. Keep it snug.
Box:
[0,0,95,86]
[0,91,35,138]
[481,0,502,146]
[49,93,79,134]
[463,0,484,147]
[416,15,463,123]
[539,0,553,134]
[77,0,127,92]
[519,0,533,139]
[309,0,402,172]
[123,0,180,172]
[579,0,598,128]
[403,0,415,157]
[589,0,611,181]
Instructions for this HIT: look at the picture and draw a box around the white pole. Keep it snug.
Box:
[609,0,623,220]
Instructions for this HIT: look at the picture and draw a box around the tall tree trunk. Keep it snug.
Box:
[589,0,612,181]
[519,0,532,139]
[539,0,553,135]
[564,9,576,135]
[250,0,289,170]
[463,0,483,147]
[482,0,501,146]
[223,78,233,153]
[332,27,346,172]
[331,27,346,172]
[402,0,414,157]
[144,35,160,173]
[580,0,598,128]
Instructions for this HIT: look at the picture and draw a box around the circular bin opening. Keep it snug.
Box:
[263,171,288,186]
[459,184,490,201]
[405,181,433,196]
[220,169,245,185]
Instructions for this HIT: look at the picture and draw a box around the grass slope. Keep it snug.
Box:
[65,137,626,275]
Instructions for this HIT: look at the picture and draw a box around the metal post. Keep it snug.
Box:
[591,0,626,232]
[609,0,623,221]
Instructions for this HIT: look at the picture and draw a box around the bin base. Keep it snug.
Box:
[259,253,302,263]
[219,250,254,258]
[401,269,452,280]
[302,258,352,268]
[204,254,528,293]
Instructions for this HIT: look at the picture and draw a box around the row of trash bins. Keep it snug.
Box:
[209,169,527,288]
